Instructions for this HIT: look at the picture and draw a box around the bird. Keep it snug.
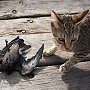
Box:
[0,37,44,77]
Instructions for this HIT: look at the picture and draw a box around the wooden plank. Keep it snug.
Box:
[0,17,51,36]
[0,0,25,16]
[25,0,90,14]
[0,0,90,19]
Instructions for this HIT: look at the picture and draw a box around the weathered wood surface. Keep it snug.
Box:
[0,0,90,90]
[0,0,90,19]
[0,17,51,35]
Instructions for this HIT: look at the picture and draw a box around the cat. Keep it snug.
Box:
[43,9,90,72]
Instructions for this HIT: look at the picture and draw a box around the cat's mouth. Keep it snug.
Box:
[62,44,72,51]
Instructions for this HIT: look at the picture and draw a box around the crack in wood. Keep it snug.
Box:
[0,12,80,20]
[0,31,51,37]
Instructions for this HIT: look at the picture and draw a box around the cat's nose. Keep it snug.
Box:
[65,46,70,50]
[64,40,71,50]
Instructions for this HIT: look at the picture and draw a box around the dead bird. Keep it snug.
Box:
[0,37,44,77]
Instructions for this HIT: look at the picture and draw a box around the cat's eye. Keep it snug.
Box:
[58,38,65,42]
[64,23,74,29]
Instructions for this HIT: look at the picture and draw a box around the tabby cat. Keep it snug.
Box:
[43,10,90,72]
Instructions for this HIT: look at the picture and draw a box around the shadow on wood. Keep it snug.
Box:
[61,67,90,90]
[38,55,67,66]
[37,54,90,67]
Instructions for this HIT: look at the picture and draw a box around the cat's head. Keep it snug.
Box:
[51,10,89,50]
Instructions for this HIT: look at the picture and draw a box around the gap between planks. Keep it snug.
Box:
[0,12,80,20]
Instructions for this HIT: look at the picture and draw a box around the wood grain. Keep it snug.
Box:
[0,0,89,19]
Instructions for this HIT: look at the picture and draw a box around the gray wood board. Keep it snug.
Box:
[0,17,51,35]
[0,0,90,19]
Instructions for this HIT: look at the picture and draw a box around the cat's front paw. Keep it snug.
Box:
[59,64,69,73]
[43,49,54,57]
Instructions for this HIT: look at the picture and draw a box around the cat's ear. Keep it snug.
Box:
[51,10,63,23]
[72,10,89,24]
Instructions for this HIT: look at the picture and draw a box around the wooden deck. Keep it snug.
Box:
[0,0,90,90]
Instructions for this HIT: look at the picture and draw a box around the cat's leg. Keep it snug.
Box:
[43,44,57,56]
[59,52,89,72]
